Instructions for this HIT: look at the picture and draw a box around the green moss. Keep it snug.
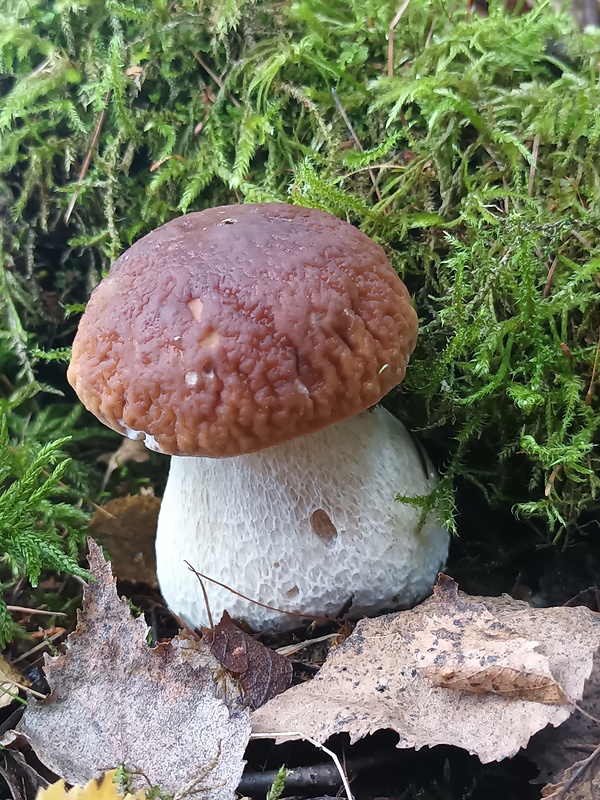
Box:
[0,410,90,646]
[0,0,598,560]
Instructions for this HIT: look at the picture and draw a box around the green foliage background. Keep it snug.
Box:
[0,0,599,638]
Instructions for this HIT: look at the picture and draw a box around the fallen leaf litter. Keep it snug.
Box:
[252,574,600,764]
[9,541,251,799]
[1,555,598,799]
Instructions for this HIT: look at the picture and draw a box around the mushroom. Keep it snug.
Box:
[68,203,448,631]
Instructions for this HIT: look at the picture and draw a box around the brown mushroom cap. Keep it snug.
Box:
[68,203,418,457]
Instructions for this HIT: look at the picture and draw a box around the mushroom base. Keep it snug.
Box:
[155,407,449,632]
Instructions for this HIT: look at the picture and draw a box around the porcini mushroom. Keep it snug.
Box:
[68,203,448,631]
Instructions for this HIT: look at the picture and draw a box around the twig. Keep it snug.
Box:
[582,0,599,29]
[331,88,382,203]
[528,134,540,197]
[239,751,398,795]
[250,733,355,800]
[585,322,600,406]
[197,574,214,631]
[65,91,111,224]
[570,229,592,249]
[542,256,558,298]
[6,605,67,617]
[424,19,436,48]
[560,342,573,361]
[13,682,47,701]
[12,630,65,664]
[276,632,340,657]
[545,464,562,497]
[387,0,411,78]
[185,562,336,626]
[193,53,241,108]
[547,740,600,799]
[150,154,185,172]
[340,163,406,180]
[568,178,586,210]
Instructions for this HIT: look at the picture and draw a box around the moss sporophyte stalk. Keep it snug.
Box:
[0,0,599,638]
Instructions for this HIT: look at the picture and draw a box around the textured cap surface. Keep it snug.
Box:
[68,203,418,457]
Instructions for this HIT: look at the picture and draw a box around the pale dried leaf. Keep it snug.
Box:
[36,771,146,800]
[252,576,599,763]
[98,439,150,488]
[420,576,569,704]
[90,496,160,587]
[541,744,600,800]
[0,654,27,708]
[13,541,250,798]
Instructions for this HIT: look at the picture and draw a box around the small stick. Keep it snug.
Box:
[185,562,336,625]
[65,90,111,224]
[9,682,47,701]
[331,88,382,203]
[567,178,586,210]
[560,342,573,360]
[193,53,241,108]
[528,134,540,197]
[340,163,405,179]
[239,751,398,795]
[150,154,185,172]
[276,632,340,656]
[570,229,592,249]
[544,464,562,497]
[197,574,214,631]
[542,256,558,298]
[582,0,599,29]
[6,605,67,617]
[12,630,65,664]
[424,19,435,48]
[547,739,600,799]
[585,322,600,406]
[387,0,411,78]
[250,732,355,800]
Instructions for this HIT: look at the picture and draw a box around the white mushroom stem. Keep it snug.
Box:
[155,407,449,632]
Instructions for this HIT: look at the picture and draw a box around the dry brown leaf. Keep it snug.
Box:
[252,575,600,763]
[0,654,27,708]
[205,611,293,710]
[420,575,570,704]
[90,496,160,587]
[10,540,250,798]
[541,744,600,800]
[36,771,145,800]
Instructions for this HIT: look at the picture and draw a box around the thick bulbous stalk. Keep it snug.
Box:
[156,407,449,631]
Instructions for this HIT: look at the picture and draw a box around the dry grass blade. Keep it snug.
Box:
[12,630,66,665]
[387,0,411,77]
[585,323,600,406]
[543,256,558,298]
[193,53,241,109]
[65,91,110,224]
[6,606,67,617]
[529,134,540,197]
[331,88,382,203]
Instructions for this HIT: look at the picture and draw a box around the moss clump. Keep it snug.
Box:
[0,0,598,577]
